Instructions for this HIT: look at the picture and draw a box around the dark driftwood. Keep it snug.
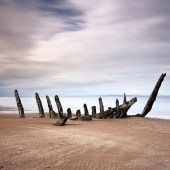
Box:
[67,108,72,118]
[14,89,25,118]
[55,95,63,116]
[35,93,45,118]
[76,109,81,119]
[106,107,114,118]
[92,106,96,118]
[46,95,58,118]
[96,108,114,119]
[56,114,68,126]
[83,104,89,116]
[54,95,68,126]
[114,96,137,118]
[99,97,104,113]
[96,96,137,119]
[97,108,116,119]
[80,115,92,121]
[141,73,166,117]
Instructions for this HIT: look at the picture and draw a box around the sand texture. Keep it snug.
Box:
[0,114,170,170]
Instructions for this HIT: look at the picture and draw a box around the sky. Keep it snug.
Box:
[0,0,170,96]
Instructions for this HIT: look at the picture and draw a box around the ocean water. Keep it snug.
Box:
[0,95,170,119]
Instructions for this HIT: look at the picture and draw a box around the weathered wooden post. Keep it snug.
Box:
[46,95,58,118]
[141,73,166,117]
[76,109,81,119]
[99,97,104,113]
[14,89,25,118]
[67,108,72,118]
[54,95,63,116]
[83,104,89,116]
[113,99,121,118]
[123,93,127,104]
[54,95,68,126]
[91,106,96,118]
[35,93,45,118]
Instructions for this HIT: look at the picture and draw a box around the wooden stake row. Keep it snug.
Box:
[14,73,166,124]
[14,92,96,119]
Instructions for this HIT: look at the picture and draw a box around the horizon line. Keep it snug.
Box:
[0,94,170,97]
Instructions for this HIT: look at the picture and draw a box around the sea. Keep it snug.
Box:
[0,95,170,119]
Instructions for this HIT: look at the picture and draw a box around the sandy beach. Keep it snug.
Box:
[0,113,170,170]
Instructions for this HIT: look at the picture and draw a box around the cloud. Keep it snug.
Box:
[0,0,170,96]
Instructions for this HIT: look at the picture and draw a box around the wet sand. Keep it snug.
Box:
[0,113,170,170]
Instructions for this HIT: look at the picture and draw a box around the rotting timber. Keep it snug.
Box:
[92,106,96,118]
[54,95,68,126]
[35,93,45,118]
[14,73,166,125]
[96,73,166,119]
[67,108,72,118]
[46,95,58,118]
[14,89,25,118]
[140,73,166,117]
[96,95,137,119]
[83,104,89,116]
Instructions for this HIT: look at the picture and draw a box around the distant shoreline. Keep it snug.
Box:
[0,95,170,97]
[0,105,17,111]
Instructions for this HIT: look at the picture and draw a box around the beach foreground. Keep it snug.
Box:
[0,114,170,170]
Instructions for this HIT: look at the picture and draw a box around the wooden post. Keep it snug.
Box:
[54,95,63,116]
[113,99,121,118]
[99,97,104,113]
[46,95,58,118]
[76,109,81,119]
[67,108,72,118]
[35,93,45,118]
[91,106,96,118]
[14,89,25,118]
[54,95,68,126]
[123,93,127,104]
[83,104,89,116]
[141,73,166,117]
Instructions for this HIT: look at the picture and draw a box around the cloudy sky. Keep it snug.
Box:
[0,0,169,96]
